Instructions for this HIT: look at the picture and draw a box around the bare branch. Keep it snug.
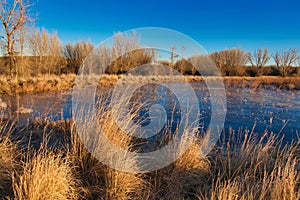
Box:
[0,0,34,75]
[248,48,270,68]
[272,48,299,76]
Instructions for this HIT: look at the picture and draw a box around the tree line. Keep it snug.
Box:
[1,0,300,77]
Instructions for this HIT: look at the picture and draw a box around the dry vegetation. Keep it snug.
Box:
[0,2,299,199]
[0,74,299,96]
[0,97,299,200]
[0,74,75,95]
[12,150,78,200]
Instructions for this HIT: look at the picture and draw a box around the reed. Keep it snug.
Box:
[0,92,299,199]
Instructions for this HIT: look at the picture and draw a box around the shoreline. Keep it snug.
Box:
[0,74,299,96]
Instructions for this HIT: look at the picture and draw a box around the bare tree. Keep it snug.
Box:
[17,25,27,74]
[210,48,248,76]
[111,31,139,73]
[188,54,216,75]
[64,41,94,73]
[0,0,32,76]
[109,31,152,74]
[272,48,298,77]
[27,27,63,74]
[210,51,226,73]
[249,48,270,68]
[273,52,281,68]
[89,43,111,74]
[28,27,49,73]
[170,46,177,67]
[27,27,40,72]
[48,30,63,74]
[297,57,300,76]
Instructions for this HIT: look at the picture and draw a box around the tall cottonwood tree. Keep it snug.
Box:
[27,27,40,72]
[63,41,94,73]
[28,27,63,74]
[249,48,270,68]
[108,32,152,74]
[110,32,139,73]
[272,48,298,77]
[0,0,32,76]
[188,54,216,75]
[210,48,248,76]
[48,31,63,74]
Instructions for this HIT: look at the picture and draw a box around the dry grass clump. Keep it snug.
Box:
[207,149,299,200]
[12,149,78,200]
[0,119,78,200]
[0,74,75,96]
[269,155,300,200]
[149,139,210,199]
[197,127,300,200]
[99,74,121,86]
[0,138,16,192]
[0,120,20,199]
[69,101,148,199]
[18,108,212,199]
[94,110,149,199]
[0,136,19,198]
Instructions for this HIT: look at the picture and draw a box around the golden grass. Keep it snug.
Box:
[1,74,299,96]
[69,101,148,199]
[0,120,298,199]
[0,119,78,200]
[148,140,210,199]
[198,128,300,200]
[207,149,300,200]
[0,74,75,95]
[0,120,20,199]
[222,76,300,90]
[12,149,78,200]
[0,136,18,198]
[0,95,299,199]
[0,139,15,189]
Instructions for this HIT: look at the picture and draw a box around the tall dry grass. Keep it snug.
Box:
[198,127,300,200]
[148,139,210,199]
[69,96,148,199]
[0,92,299,199]
[0,121,19,199]
[0,119,79,200]
[12,148,78,200]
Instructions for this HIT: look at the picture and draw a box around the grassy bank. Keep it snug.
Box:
[0,74,76,96]
[0,106,299,199]
[0,74,300,96]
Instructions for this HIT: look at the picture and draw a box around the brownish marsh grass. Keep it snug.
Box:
[0,107,299,199]
[0,74,76,96]
[0,74,300,96]
[0,75,299,199]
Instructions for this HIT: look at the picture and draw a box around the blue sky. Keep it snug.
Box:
[34,0,300,53]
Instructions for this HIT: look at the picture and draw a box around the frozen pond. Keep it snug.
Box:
[1,82,299,142]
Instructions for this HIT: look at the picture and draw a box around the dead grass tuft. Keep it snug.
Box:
[12,149,78,200]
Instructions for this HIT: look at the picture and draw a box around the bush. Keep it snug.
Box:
[245,66,259,77]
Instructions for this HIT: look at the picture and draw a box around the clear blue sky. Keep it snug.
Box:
[34,0,300,53]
